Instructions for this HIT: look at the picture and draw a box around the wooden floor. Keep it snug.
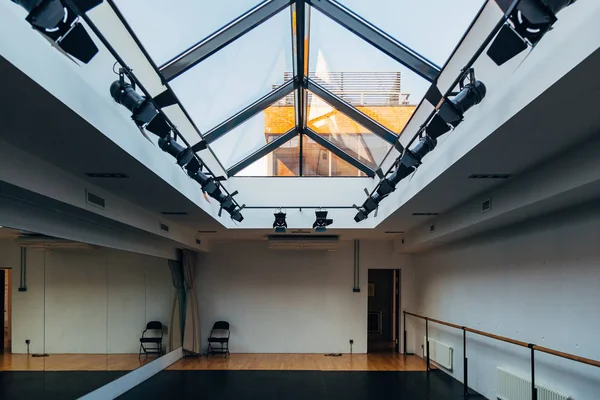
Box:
[0,354,153,371]
[169,353,427,371]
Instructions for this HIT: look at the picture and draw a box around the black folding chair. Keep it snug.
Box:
[207,321,230,357]
[139,321,163,359]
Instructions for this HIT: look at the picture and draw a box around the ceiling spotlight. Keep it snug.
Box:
[158,135,194,166]
[273,211,287,233]
[438,79,486,128]
[313,210,333,233]
[487,0,577,66]
[12,0,102,63]
[185,158,218,195]
[185,159,244,222]
[110,70,170,136]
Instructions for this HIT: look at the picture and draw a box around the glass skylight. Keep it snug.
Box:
[112,0,264,65]
[210,95,296,169]
[235,135,300,177]
[169,8,293,133]
[307,91,391,169]
[334,0,486,66]
[104,0,486,180]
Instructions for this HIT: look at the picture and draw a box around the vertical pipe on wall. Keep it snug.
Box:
[426,318,430,371]
[18,247,27,292]
[352,240,360,292]
[403,311,407,355]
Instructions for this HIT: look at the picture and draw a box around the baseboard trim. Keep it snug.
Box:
[78,347,183,400]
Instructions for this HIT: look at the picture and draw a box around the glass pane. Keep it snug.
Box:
[335,0,485,66]
[211,94,296,169]
[235,135,300,176]
[302,136,367,177]
[112,0,263,65]
[307,91,391,169]
[309,9,424,134]
[170,9,293,133]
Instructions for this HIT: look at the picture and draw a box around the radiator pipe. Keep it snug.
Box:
[352,240,360,292]
[18,247,27,292]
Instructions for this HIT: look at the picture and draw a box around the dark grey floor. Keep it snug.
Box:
[118,370,487,400]
[0,371,128,400]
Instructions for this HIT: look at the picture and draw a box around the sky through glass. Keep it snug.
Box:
[110,0,486,176]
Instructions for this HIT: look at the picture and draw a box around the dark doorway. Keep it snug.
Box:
[367,269,400,353]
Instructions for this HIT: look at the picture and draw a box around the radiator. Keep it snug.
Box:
[497,367,572,400]
[423,336,453,370]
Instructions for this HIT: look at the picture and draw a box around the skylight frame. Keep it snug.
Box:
[106,0,452,178]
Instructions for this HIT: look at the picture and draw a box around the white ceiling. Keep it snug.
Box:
[1,46,599,242]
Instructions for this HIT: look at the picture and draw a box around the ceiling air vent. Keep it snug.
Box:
[469,174,513,179]
[267,235,339,251]
[482,198,492,212]
[412,212,439,216]
[195,239,201,245]
[85,190,105,209]
[160,223,169,232]
[161,211,188,215]
[85,173,129,179]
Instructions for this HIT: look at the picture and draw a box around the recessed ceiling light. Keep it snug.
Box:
[85,173,129,179]
[412,213,439,216]
[160,212,188,215]
[384,231,404,234]
[469,174,513,179]
[197,230,218,234]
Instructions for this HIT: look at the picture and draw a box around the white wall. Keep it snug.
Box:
[196,240,414,354]
[409,201,600,400]
[0,239,173,354]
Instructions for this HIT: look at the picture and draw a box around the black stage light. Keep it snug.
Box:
[487,0,577,65]
[158,136,194,167]
[13,0,102,63]
[438,80,486,128]
[110,76,164,131]
[400,135,437,169]
[185,158,218,195]
[313,210,333,233]
[273,211,287,233]
[185,159,244,222]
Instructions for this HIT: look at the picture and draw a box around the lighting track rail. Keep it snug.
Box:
[354,0,526,222]
[63,0,245,221]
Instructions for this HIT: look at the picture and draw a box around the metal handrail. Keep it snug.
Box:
[404,310,600,398]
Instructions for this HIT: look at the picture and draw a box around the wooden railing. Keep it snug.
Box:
[403,311,600,398]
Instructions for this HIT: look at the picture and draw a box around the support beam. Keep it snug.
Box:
[227,128,299,177]
[160,0,293,82]
[196,80,295,149]
[306,0,440,82]
[304,128,375,177]
[294,0,308,175]
[307,78,399,145]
